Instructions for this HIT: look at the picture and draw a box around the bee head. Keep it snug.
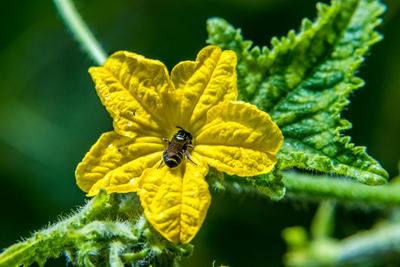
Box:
[175,126,193,142]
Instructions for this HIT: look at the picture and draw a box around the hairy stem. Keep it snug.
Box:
[0,192,110,266]
[224,171,400,208]
[0,192,191,266]
[283,172,400,208]
[53,0,108,65]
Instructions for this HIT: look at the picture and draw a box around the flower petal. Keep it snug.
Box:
[75,131,164,196]
[194,146,277,176]
[171,46,237,133]
[138,159,210,243]
[195,101,283,176]
[89,51,177,139]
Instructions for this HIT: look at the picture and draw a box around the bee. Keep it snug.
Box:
[159,126,196,168]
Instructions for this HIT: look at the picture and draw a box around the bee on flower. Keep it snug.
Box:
[76,46,283,243]
[159,126,196,168]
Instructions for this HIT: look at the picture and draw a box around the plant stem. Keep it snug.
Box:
[284,204,400,266]
[225,171,400,208]
[53,0,108,65]
[283,172,400,208]
[310,201,336,239]
[0,192,110,266]
[336,222,400,264]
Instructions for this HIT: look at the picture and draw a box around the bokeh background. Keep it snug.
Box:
[1,0,399,266]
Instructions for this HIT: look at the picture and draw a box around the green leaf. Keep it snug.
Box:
[207,166,285,201]
[207,0,388,185]
[246,167,286,201]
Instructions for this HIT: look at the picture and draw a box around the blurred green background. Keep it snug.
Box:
[1,0,399,266]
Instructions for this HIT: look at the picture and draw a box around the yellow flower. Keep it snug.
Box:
[76,46,283,243]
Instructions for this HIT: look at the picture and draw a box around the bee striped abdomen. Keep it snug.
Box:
[163,151,184,168]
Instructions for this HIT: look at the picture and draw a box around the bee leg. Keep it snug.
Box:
[162,138,169,143]
[157,159,164,169]
[187,144,194,148]
[186,151,197,165]
[157,151,165,169]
